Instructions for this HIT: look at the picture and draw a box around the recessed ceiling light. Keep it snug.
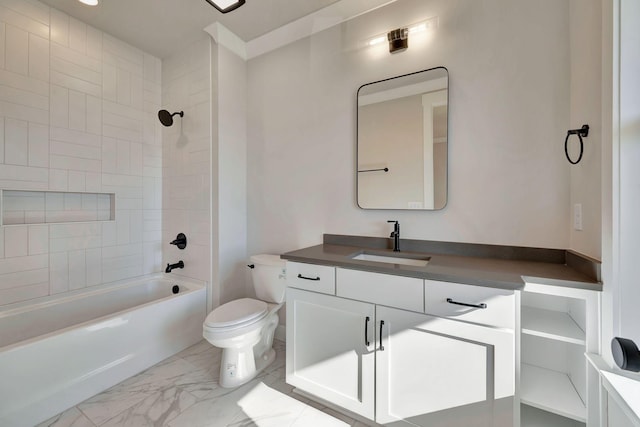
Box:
[203,0,245,14]
[78,0,99,5]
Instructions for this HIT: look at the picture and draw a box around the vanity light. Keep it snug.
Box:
[78,0,98,5]
[364,17,438,53]
[203,0,245,14]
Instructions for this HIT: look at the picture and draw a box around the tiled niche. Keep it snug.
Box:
[2,190,115,225]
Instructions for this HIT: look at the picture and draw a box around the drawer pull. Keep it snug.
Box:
[297,274,320,281]
[365,316,371,346]
[446,298,487,309]
[379,320,385,351]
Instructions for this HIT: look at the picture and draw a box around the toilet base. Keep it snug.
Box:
[219,347,276,388]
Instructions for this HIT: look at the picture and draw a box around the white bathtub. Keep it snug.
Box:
[0,275,206,427]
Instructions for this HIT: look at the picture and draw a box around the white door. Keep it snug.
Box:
[376,306,515,427]
[285,288,375,419]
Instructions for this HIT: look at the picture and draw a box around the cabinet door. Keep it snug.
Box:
[286,288,375,419]
[376,306,515,427]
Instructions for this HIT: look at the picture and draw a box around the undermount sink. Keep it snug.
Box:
[351,252,430,267]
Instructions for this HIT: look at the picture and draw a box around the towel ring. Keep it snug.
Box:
[565,124,589,165]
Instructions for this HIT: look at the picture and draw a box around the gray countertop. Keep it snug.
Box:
[280,235,602,292]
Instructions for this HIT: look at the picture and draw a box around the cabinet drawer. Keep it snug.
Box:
[337,268,423,312]
[424,280,515,329]
[286,262,336,294]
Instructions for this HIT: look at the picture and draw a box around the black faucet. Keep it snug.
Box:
[165,260,184,273]
[388,220,400,252]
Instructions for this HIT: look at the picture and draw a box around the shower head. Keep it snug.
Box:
[158,110,184,127]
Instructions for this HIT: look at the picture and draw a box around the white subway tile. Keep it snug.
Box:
[50,56,101,86]
[103,110,143,132]
[27,122,48,167]
[0,23,5,70]
[49,234,101,252]
[5,24,28,75]
[1,0,50,27]
[143,53,161,84]
[0,4,48,38]
[116,68,131,106]
[0,164,47,182]
[28,33,49,82]
[129,210,143,243]
[50,70,101,97]
[85,95,101,135]
[116,210,130,245]
[51,140,100,160]
[101,137,117,173]
[49,169,68,191]
[50,154,101,172]
[131,74,143,110]
[103,34,143,71]
[0,283,48,305]
[86,26,102,61]
[85,172,100,192]
[50,85,69,128]
[0,227,5,258]
[68,90,86,132]
[51,126,101,147]
[67,171,86,192]
[49,222,99,238]
[102,124,142,142]
[50,8,69,47]
[0,69,48,97]
[50,43,101,74]
[0,254,47,274]
[0,268,48,290]
[4,117,28,165]
[85,247,101,285]
[102,99,143,121]
[0,99,48,124]
[116,139,130,174]
[68,249,86,290]
[49,251,68,294]
[24,210,45,223]
[64,193,82,210]
[0,83,49,110]
[4,226,28,257]
[101,221,117,247]
[68,17,86,54]
[143,242,161,274]
[2,211,23,224]
[102,63,117,102]
[28,224,48,254]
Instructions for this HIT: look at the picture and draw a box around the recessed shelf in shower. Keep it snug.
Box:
[1,190,115,225]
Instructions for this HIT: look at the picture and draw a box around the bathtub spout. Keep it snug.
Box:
[166,261,184,273]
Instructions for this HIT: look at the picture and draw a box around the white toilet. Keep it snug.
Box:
[203,254,286,388]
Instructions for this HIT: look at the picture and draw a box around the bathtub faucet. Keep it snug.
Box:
[165,260,184,273]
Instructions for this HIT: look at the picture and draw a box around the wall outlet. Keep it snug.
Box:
[573,203,583,231]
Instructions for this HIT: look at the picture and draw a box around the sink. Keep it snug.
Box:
[351,252,430,267]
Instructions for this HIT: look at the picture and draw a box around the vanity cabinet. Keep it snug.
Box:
[286,262,516,426]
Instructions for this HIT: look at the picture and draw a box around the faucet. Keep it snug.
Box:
[388,220,400,252]
[165,260,184,273]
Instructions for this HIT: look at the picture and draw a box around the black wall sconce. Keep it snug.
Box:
[203,0,245,14]
[387,28,408,53]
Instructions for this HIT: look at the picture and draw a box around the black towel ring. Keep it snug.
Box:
[565,124,589,165]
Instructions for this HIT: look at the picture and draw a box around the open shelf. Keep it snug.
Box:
[521,404,585,427]
[520,363,586,423]
[521,306,585,345]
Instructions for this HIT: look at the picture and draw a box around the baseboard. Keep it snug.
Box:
[275,324,286,342]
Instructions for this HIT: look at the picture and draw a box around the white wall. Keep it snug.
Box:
[0,0,163,306]
[161,35,212,293]
[247,0,573,256]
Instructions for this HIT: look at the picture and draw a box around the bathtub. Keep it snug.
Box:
[0,275,206,427]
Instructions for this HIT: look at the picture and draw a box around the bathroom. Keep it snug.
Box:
[0,0,638,426]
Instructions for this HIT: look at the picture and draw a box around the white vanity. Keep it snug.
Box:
[282,235,602,427]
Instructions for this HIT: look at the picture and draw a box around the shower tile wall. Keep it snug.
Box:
[0,0,163,306]
[161,36,211,287]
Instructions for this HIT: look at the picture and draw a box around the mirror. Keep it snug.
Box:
[357,67,448,210]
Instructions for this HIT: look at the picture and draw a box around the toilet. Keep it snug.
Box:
[203,254,286,388]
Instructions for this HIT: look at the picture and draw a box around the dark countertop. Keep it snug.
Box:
[280,235,602,292]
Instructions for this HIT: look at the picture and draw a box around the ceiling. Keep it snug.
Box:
[39,0,342,58]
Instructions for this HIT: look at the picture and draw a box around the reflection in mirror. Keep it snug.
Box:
[357,67,448,210]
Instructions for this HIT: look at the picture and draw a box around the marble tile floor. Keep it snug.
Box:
[38,340,372,427]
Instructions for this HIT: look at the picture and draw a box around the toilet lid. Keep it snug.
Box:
[204,298,268,328]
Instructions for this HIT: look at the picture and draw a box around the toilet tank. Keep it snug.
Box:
[250,254,287,303]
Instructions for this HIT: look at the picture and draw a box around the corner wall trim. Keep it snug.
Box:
[204,22,247,60]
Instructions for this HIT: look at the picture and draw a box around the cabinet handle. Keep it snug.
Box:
[379,320,385,351]
[297,274,320,281]
[446,298,487,309]
[364,316,370,346]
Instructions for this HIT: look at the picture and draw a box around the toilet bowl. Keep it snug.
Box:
[203,254,286,388]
